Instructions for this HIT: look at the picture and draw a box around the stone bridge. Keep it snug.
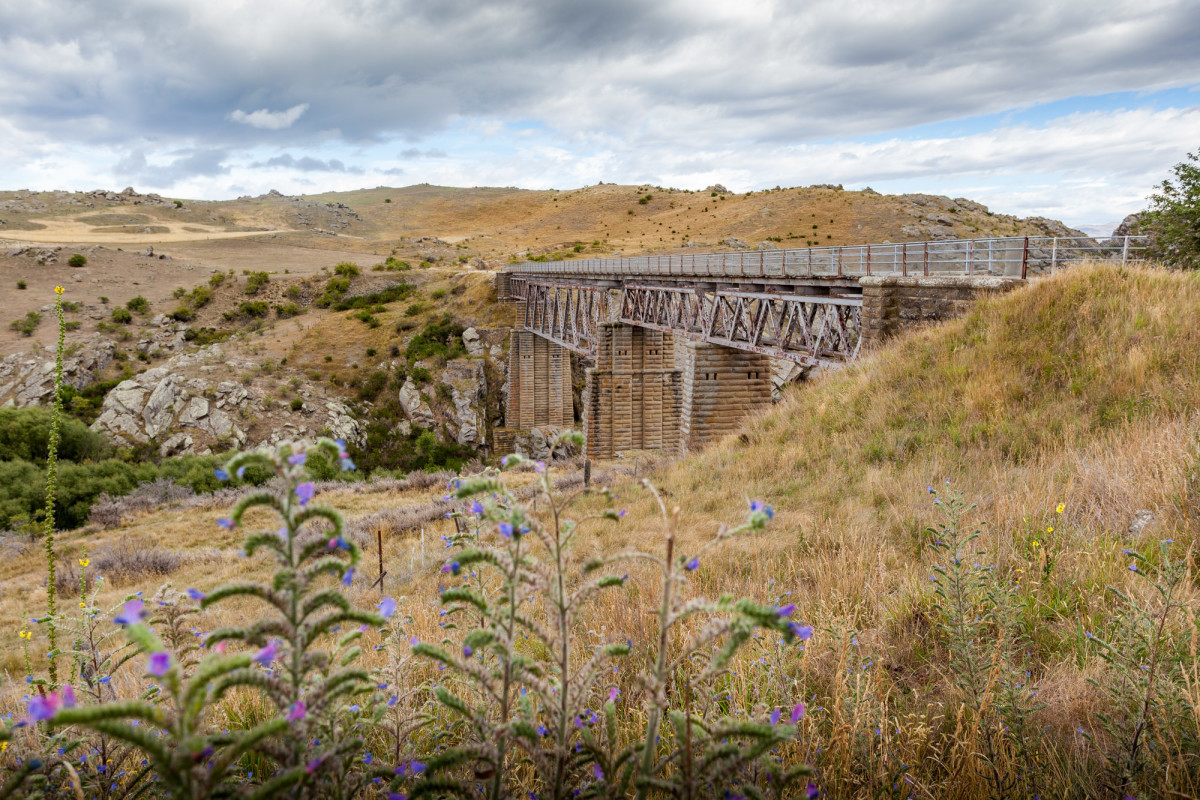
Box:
[495,234,1146,459]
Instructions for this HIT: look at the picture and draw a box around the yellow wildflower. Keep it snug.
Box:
[1032,540,1039,548]
[1,740,7,752]
[54,285,64,295]
[1047,526,1054,534]
[19,630,31,640]
[79,601,86,608]
[80,557,90,567]
[1056,503,1065,514]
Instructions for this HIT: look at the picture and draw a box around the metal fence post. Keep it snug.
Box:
[1122,235,1130,263]
[1050,239,1057,272]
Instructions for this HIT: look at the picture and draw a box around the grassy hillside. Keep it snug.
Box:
[2,263,1196,797]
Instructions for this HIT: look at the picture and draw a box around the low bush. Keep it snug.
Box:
[68,253,87,267]
[238,300,269,318]
[373,256,411,271]
[273,302,302,318]
[125,295,149,313]
[9,311,41,336]
[111,307,132,323]
[334,261,360,277]
[169,305,195,322]
[405,313,465,362]
[244,270,270,295]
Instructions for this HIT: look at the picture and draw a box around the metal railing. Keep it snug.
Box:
[503,235,1149,281]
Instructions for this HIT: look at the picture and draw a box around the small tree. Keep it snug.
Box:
[1144,149,1200,269]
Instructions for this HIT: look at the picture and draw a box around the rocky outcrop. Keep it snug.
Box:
[0,335,115,407]
[461,327,485,357]
[442,360,487,446]
[398,377,435,429]
[89,344,362,455]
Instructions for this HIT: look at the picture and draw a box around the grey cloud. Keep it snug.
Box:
[250,153,362,173]
[399,148,447,159]
[114,148,229,187]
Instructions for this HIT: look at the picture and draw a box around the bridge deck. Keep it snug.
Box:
[504,234,1146,281]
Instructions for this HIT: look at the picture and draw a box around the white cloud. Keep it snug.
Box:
[229,103,310,130]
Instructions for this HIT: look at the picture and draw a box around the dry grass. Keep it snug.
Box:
[2,262,1197,797]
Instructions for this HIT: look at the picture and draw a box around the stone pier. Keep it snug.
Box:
[506,331,574,431]
[583,324,682,460]
[676,341,772,453]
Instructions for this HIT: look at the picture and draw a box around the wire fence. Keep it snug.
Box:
[503,235,1149,280]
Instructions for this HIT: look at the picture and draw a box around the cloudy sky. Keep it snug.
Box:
[2,0,1198,227]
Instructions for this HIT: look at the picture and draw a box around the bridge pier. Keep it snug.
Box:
[505,330,574,431]
[583,324,681,460]
[676,341,772,453]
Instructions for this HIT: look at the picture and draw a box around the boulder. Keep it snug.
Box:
[443,360,487,446]
[398,378,435,428]
[461,327,485,357]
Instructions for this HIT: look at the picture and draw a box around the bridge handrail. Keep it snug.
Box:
[502,235,1149,280]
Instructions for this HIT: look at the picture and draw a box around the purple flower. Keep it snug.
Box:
[770,708,782,726]
[498,522,513,538]
[388,694,398,707]
[147,652,171,677]
[592,763,604,780]
[288,453,307,466]
[288,701,307,721]
[217,517,235,530]
[377,597,397,618]
[342,568,355,586]
[609,687,620,703]
[806,782,819,799]
[685,557,699,571]
[463,645,473,657]
[305,758,323,775]
[789,623,814,641]
[749,500,774,519]
[214,468,229,481]
[388,794,408,800]
[471,501,484,515]
[791,703,806,723]
[327,535,350,550]
[26,686,76,722]
[114,600,145,626]
[340,456,356,471]
[295,482,316,506]
[501,455,512,467]
[236,465,247,479]
[254,642,277,667]
[186,588,205,601]
[441,561,461,575]
[335,438,347,453]
[535,460,546,474]
[776,603,796,617]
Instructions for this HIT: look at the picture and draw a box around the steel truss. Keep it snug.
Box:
[521,281,614,356]
[520,281,862,365]
[619,285,861,366]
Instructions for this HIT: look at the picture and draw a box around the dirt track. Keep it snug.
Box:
[0,217,291,245]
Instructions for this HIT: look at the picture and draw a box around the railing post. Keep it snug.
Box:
[1122,235,1130,263]
[966,239,974,276]
[837,246,843,278]
[923,241,929,276]
[866,244,871,276]
[901,242,907,277]
[1050,239,1058,272]
[807,247,813,277]
[1021,237,1029,279]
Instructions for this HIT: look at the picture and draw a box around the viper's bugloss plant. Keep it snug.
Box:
[928,487,1042,800]
[412,433,816,800]
[41,438,397,799]
[1081,540,1199,798]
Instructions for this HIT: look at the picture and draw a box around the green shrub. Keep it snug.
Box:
[334,261,360,277]
[125,295,149,313]
[403,301,427,317]
[169,305,195,322]
[17,280,26,289]
[1143,148,1200,269]
[290,397,304,411]
[182,326,230,346]
[430,288,448,300]
[274,302,302,318]
[68,253,87,267]
[333,282,414,311]
[0,406,113,465]
[315,275,351,307]
[244,271,270,295]
[173,287,186,299]
[404,313,465,362]
[209,272,227,288]
[10,311,41,336]
[238,301,269,318]
[111,307,133,324]
[189,285,212,307]
[373,256,411,271]
[60,301,81,313]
